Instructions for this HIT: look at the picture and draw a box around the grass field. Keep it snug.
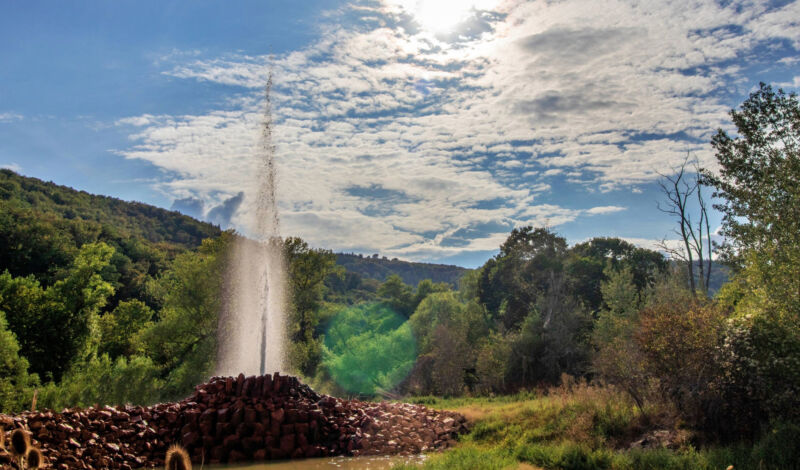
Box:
[391,380,800,470]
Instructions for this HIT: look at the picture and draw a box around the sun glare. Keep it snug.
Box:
[392,0,497,33]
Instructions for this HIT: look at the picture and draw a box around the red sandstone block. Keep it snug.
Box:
[279,433,295,454]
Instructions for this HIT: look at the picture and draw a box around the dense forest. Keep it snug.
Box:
[1,85,798,463]
[334,253,466,287]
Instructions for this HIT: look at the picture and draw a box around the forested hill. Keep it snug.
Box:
[0,169,221,299]
[334,253,468,286]
[0,169,466,290]
[0,169,221,249]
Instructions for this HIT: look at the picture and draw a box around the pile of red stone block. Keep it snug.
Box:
[0,373,468,469]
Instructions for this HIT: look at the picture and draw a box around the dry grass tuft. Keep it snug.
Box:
[165,443,192,470]
[26,447,44,469]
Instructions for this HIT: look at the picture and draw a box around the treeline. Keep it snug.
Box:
[292,84,800,444]
[334,253,467,287]
[0,169,221,314]
[1,84,798,449]
[0,232,342,412]
[305,232,668,397]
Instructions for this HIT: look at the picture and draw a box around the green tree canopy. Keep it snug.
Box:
[478,227,569,329]
[705,83,800,308]
[0,242,115,381]
[283,236,340,375]
[0,309,38,412]
[137,233,232,398]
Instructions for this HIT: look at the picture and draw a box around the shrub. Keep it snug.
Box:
[715,310,800,437]
[634,300,727,430]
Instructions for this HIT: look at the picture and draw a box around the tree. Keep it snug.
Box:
[407,292,488,395]
[478,227,569,329]
[283,237,340,375]
[97,299,154,359]
[377,274,415,317]
[0,309,39,412]
[322,303,416,396]
[703,83,800,309]
[138,234,231,398]
[568,237,666,311]
[657,154,713,296]
[0,242,115,381]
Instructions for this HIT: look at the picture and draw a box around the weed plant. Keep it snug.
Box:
[395,382,800,470]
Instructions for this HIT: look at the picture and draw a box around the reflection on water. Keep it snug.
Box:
[211,455,426,470]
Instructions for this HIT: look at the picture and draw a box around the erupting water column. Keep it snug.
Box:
[217,74,287,376]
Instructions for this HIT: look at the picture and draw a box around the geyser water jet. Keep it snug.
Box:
[217,74,287,376]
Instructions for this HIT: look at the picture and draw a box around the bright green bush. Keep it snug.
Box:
[322,302,417,396]
[0,309,38,412]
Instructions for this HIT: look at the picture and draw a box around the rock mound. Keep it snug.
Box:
[0,373,468,469]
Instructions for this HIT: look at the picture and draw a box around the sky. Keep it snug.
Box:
[1,0,798,268]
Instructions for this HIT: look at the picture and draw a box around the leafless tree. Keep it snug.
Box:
[657,154,713,296]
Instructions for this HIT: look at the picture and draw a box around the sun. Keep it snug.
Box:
[414,0,474,32]
[391,0,497,33]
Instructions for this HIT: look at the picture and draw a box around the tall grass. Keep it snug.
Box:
[394,381,800,470]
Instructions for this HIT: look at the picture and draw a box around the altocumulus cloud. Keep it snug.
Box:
[115,0,800,261]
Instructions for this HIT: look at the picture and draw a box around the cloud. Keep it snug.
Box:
[207,192,245,228]
[1,163,22,172]
[0,112,23,123]
[116,115,157,127]
[517,26,638,66]
[775,76,800,89]
[113,0,800,260]
[171,196,205,219]
[586,206,627,215]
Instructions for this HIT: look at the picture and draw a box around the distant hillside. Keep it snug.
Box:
[0,170,220,249]
[670,259,730,295]
[704,261,731,295]
[0,170,222,309]
[334,253,469,287]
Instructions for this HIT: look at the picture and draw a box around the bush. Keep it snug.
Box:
[750,422,800,470]
[634,300,727,429]
[716,310,800,437]
[0,310,38,412]
[38,354,163,409]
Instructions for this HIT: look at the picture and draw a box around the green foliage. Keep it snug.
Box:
[474,331,512,393]
[0,169,220,319]
[392,445,516,470]
[0,309,38,412]
[635,300,727,428]
[479,227,570,329]
[0,242,115,381]
[405,293,488,395]
[569,238,667,312]
[0,169,220,252]
[137,233,231,399]
[322,303,417,396]
[378,274,416,316]
[97,299,154,359]
[335,252,466,287]
[324,269,380,304]
[284,237,340,375]
[397,390,800,470]
[592,267,654,410]
[705,83,800,307]
[749,422,800,470]
[38,354,163,410]
[715,305,800,435]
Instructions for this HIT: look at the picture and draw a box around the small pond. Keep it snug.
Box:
[209,455,426,470]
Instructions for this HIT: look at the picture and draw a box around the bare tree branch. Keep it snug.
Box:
[656,153,714,296]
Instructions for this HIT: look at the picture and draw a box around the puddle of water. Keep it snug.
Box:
[208,455,426,470]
